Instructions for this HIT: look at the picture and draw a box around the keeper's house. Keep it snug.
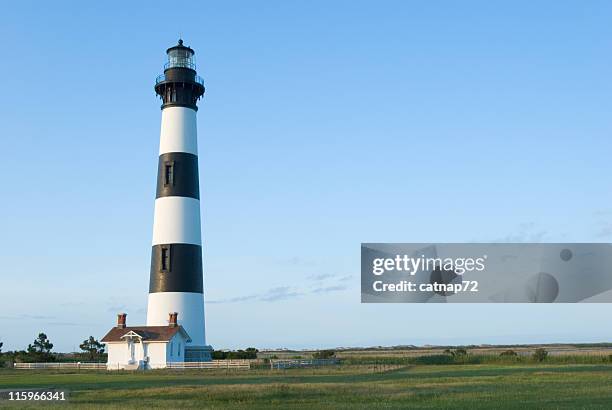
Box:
[101,313,191,370]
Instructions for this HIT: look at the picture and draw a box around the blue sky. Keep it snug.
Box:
[1,1,612,352]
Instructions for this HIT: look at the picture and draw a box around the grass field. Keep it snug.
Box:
[1,363,612,409]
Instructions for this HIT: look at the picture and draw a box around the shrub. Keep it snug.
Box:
[454,348,468,357]
[443,348,469,360]
[411,355,455,365]
[533,348,548,362]
[500,350,518,357]
[312,350,335,359]
[212,347,258,360]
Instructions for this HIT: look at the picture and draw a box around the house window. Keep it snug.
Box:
[178,343,181,356]
[163,161,174,186]
[170,342,174,356]
[161,246,171,272]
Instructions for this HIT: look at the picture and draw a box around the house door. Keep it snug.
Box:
[129,340,135,363]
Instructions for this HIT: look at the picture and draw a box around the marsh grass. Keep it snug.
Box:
[1,363,611,409]
[344,352,612,366]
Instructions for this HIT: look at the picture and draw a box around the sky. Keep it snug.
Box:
[1,1,612,352]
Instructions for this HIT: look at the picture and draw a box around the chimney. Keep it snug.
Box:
[169,312,178,328]
[117,313,127,329]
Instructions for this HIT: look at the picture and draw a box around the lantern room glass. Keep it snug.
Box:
[166,48,196,70]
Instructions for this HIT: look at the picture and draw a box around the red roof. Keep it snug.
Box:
[101,326,191,343]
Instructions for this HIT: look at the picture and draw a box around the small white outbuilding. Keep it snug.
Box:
[101,313,191,370]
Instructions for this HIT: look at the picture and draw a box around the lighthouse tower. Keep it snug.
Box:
[147,39,211,361]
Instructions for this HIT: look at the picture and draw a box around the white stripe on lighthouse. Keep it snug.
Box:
[147,292,206,345]
[159,106,198,155]
[152,196,202,246]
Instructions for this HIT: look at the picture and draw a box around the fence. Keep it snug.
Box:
[270,359,339,369]
[14,359,338,370]
[166,360,251,369]
[14,362,106,370]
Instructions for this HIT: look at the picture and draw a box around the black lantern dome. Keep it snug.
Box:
[154,39,205,110]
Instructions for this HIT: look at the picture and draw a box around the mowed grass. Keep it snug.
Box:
[0,364,611,409]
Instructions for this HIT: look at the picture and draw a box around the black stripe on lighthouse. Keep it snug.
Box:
[149,244,203,293]
[156,152,200,199]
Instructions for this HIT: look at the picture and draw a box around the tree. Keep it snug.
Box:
[27,333,54,362]
[0,341,3,354]
[79,336,105,361]
[500,350,518,357]
[533,348,548,362]
[244,347,258,359]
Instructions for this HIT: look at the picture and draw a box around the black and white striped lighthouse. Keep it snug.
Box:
[147,40,211,361]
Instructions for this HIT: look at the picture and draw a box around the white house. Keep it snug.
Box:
[101,313,191,370]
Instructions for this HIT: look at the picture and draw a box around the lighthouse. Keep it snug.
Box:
[146,39,211,361]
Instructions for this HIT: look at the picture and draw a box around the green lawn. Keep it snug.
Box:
[0,364,611,409]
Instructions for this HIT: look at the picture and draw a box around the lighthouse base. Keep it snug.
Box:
[146,292,207,346]
[185,345,213,362]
